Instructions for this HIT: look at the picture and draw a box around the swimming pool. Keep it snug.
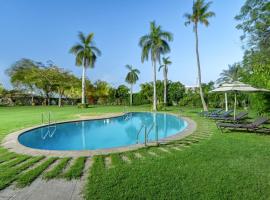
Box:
[18,112,188,151]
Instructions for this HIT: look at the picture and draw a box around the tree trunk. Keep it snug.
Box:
[195,23,208,111]
[58,89,62,107]
[153,60,157,111]
[130,84,133,106]
[31,95,34,106]
[45,93,50,106]
[163,67,167,106]
[58,95,62,107]
[82,65,86,104]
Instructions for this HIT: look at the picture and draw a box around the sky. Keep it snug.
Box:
[0,0,245,91]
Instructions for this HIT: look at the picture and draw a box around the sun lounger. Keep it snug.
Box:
[199,109,223,117]
[217,117,269,133]
[208,110,233,118]
[213,112,248,122]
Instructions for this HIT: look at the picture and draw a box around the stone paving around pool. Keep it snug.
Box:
[2,113,196,157]
[0,179,82,200]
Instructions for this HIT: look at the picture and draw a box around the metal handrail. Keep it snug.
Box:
[146,123,155,141]
[41,112,57,140]
[41,112,53,125]
[136,124,145,144]
[146,124,159,145]
[124,113,131,121]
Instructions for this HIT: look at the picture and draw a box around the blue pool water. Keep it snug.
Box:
[18,112,188,151]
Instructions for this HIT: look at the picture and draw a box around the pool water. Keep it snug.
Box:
[18,112,188,151]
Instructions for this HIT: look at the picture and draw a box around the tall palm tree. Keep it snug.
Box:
[184,0,215,111]
[69,32,101,104]
[125,65,140,106]
[216,63,242,84]
[159,57,171,106]
[139,21,173,111]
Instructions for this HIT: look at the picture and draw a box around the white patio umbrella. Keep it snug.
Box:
[210,81,270,119]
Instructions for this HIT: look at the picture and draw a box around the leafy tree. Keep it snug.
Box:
[235,0,270,49]
[94,80,110,104]
[216,63,243,84]
[116,85,129,105]
[0,83,4,96]
[140,82,153,103]
[65,75,81,105]
[70,32,101,105]
[159,57,171,106]
[235,0,270,114]
[184,0,215,111]
[167,81,185,105]
[51,67,77,107]
[139,21,173,111]
[6,59,39,105]
[125,65,140,106]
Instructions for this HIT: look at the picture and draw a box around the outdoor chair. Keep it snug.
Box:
[208,110,233,119]
[213,111,248,122]
[217,117,269,133]
[199,109,223,117]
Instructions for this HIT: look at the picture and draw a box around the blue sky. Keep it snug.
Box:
[0,0,244,91]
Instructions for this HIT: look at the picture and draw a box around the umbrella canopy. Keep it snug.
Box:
[210,81,270,119]
[211,81,269,93]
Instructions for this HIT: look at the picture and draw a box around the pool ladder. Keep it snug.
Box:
[41,112,57,139]
[136,123,159,146]
[124,113,132,121]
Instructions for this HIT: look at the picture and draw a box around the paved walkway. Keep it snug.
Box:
[0,179,83,200]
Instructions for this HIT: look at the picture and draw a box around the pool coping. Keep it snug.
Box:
[1,112,197,157]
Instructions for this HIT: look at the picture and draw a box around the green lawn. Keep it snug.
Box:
[0,105,270,199]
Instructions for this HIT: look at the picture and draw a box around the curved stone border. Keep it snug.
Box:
[1,112,196,157]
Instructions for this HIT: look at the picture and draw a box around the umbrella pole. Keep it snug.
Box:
[234,93,237,120]
[225,92,228,111]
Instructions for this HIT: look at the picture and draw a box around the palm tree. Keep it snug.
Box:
[216,63,242,84]
[139,21,173,111]
[159,57,171,106]
[125,65,140,106]
[69,32,101,105]
[216,63,242,111]
[184,0,215,111]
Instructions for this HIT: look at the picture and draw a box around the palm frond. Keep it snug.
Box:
[184,13,193,26]
[85,33,94,45]
[78,32,86,44]
[160,31,173,42]
[90,46,102,56]
[139,34,151,47]
[141,43,151,62]
[69,44,84,54]
[159,65,164,71]
[133,69,140,74]
[125,64,133,71]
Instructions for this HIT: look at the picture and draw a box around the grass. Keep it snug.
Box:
[0,105,269,199]
[16,157,58,187]
[85,112,270,200]
[0,153,17,164]
[62,157,87,180]
[0,156,45,190]
[0,155,30,169]
[43,157,72,180]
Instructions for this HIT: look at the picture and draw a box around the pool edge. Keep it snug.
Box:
[1,112,196,157]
